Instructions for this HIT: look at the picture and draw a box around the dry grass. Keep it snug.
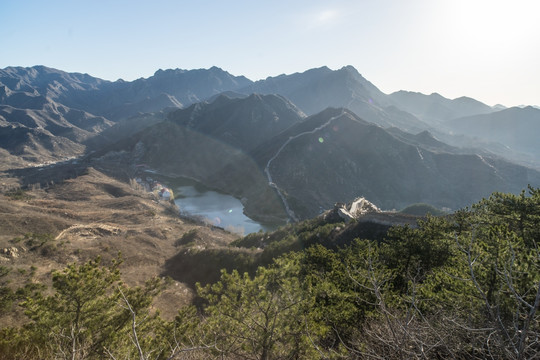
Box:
[0,166,239,325]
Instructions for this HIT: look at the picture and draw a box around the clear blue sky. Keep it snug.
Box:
[1,0,538,107]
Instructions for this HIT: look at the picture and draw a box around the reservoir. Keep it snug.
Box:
[170,177,277,235]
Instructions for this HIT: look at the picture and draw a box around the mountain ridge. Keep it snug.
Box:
[1,63,539,219]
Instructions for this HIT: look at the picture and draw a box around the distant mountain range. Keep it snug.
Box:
[446,106,540,158]
[387,90,494,125]
[97,94,539,221]
[1,64,539,220]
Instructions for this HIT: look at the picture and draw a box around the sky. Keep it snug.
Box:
[1,0,539,107]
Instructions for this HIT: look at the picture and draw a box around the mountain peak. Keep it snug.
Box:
[339,65,360,74]
[167,92,305,152]
[153,68,187,77]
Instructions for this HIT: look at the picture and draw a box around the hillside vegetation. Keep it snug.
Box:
[0,187,538,359]
[0,166,238,326]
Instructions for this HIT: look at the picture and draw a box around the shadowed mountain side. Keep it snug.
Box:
[104,93,182,120]
[102,120,288,223]
[258,109,540,219]
[167,93,306,152]
[0,87,49,110]
[84,111,169,151]
[251,107,353,165]
[162,246,258,287]
[419,130,540,171]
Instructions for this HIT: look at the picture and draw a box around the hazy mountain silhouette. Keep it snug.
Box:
[446,106,540,158]
[67,66,251,120]
[388,91,494,125]
[242,66,430,132]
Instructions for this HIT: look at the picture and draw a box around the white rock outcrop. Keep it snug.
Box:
[335,197,380,222]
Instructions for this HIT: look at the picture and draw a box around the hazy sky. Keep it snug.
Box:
[1,0,538,107]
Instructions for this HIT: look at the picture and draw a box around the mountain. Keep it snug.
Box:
[385,92,540,167]
[250,108,540,219]
[92,94,308,223]
[242,66,430,133]
[167,93,305,152]
[0,67,108,165]
[2,64,538,221]
[0,66,254,165]
[0,95,112,167]
[0,65,105,99]
[60,66,252,120]
[385,127,463,154]
[102,97,539,222]
[388,91,494,125]
[446,106,540,159]
[0,65,252,122]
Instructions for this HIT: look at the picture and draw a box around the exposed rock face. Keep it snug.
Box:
[335,197,381,222]
[1,247,20,258]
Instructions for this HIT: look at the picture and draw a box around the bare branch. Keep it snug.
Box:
[117,287,146,360]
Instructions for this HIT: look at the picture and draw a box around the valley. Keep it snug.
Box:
[2,63,539,243]
[0,64,539,359]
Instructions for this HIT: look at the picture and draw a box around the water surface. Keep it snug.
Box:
[171,177,277,235]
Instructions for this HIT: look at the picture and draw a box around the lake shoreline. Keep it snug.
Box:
[143,171,282,235]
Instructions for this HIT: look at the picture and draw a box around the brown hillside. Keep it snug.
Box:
[0,167,238,324]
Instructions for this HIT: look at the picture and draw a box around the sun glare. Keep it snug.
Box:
[442,0,539,48]
[317,9,339,24]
